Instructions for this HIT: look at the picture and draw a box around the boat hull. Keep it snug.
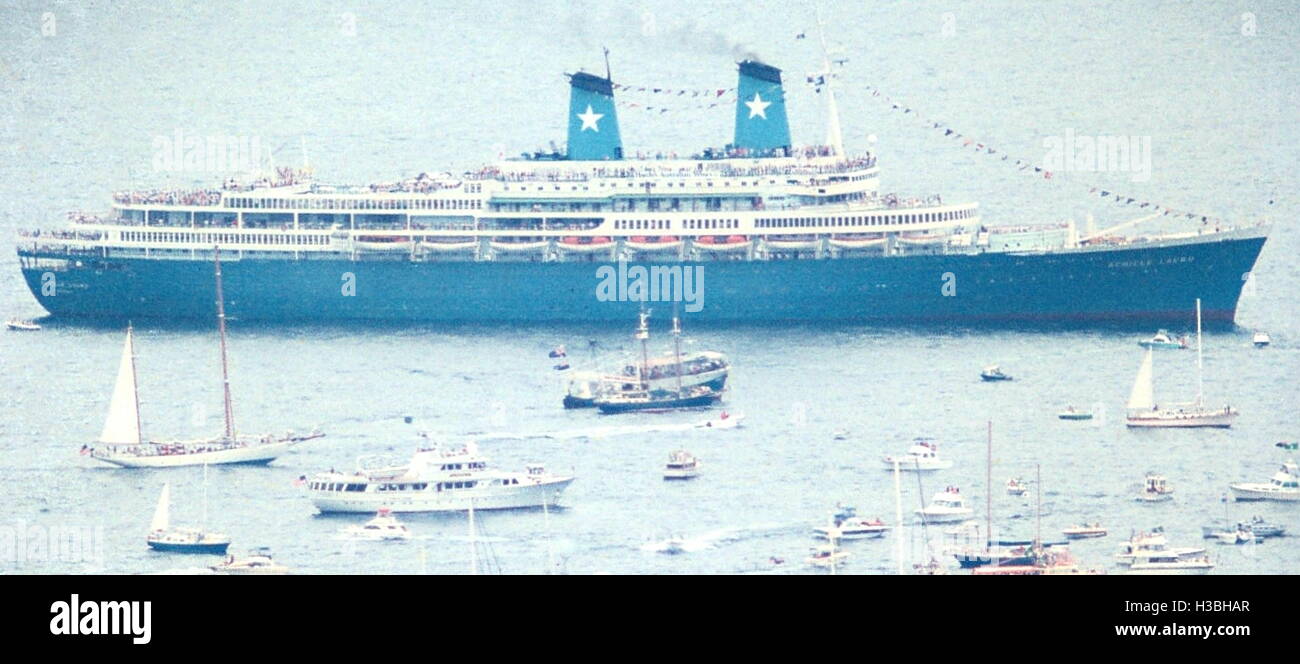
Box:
[147,539,230,554]
[18,233,1266,325]
[310,477,574,513]
[1228,485,1300,502]
[1126,411,1237,428]
[90,439,300,468]
[596,393,720,414]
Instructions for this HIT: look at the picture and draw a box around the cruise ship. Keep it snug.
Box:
[15,56,1268,324]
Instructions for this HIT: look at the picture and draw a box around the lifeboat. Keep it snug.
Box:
[694,235,750,251]
[354,235,413,252]
[763,235,820,251]
[418,237,479,252]
[624,235,683,252]
[896,232,949,246]
[829,234,887,250]
[489,238,551,252]
[557,236,615,253]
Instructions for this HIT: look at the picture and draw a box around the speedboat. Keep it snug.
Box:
[1202,516,1284,539]
[1253,331,1271,347]
[812,505,889,540]
[210,547,290,575]
[980,365,1012,381]
[5,319,41,331]
[663,450,701,480]
[1136,473,1174,502]
[1057,406,1093,421]
[1006,478,1028,496]
[693,411,741,430]
[1229,461,1300,502]
[881,438,953,471]
[341,509,412,541]
[915,487,974,524]
[1138,329,1188,349]
[1062,523,1108,539]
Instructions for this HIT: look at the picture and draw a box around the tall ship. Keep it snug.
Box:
[15,42,1267,325]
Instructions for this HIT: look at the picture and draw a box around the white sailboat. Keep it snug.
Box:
[1126,299,1237,428]
[145,479,231,553]
[87,248,323,467]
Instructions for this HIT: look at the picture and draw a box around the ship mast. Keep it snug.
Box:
[1195,298,1203,407]
[672,304,684,396]
[128,323,143,445]
[813,3,845,157]
[635,306,651,388]
[986,421,992,552]
[214,247,235,439]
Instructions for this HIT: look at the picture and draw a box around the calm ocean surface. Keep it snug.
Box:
[0,0,1296,574]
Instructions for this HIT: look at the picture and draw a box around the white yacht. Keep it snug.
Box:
[882,438,953,471]
[915,487,974,524]
[1127,554,1215,575]
[1252,331,1271,347]
[812,505,890,540]
[341,509,412,541]
[1126,299,1237,428]
[307,441,574,513]
[1229,461,1300,502]
[663,450,701,480]
[1115,529,1205,567]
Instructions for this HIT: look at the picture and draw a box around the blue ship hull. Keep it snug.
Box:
[147,540,230,554]
[18,235,1266,325]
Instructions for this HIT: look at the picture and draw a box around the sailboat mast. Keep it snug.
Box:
[672,313,683,395]
[892,459,904,575]
[636,307,650,387]
[986,421,992,550]
[128,324,143,445]
[1035,463,1042,551]
[214,247,235,439]
[1195,298,1204,406]
[468,499,478,576]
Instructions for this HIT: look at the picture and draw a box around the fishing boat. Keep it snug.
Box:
[307,440,574,513]
[593,311,723,414]
[812,505,889,540]
[1252,331,1271,347]
[1229,460,1300,502]
[915,487,974,524]
[341,509,412,541]
[1136,473,1175,502]
[1062,523,1108,539]
[980,365,1012,381]
[1126,299,1237,428]
[881,438,952,471]
[1006,478,1028,496]
[210,547,290,575]
[5,319,40,331]
[85,249,323,468]
[1138,329,1188,349]
[663,450,700,480]
[1057,406,1093,420]
[145,481,230,554]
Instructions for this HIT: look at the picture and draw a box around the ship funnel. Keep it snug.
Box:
[566,71,623,161]
[733,60,792,156]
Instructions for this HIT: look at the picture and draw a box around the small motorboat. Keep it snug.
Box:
[881,438,953,471]
[1136,473,1174,502]
[341,508,412,541]
[5,319,41,331]
[210,547,290,575]
[663,450,701,480]
[1138,329,1188,349]
[1006,478,1029,496]
[693,411,741,430]
[1062,523,1108,539]
[1252,331,1271,348]
[812,505,889,540]
[980,365,1013,381]
[1057,406,1093,421]
[915,487,974,524]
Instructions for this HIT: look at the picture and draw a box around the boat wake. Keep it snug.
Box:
[481,414,744,442]
[641,521,783,554]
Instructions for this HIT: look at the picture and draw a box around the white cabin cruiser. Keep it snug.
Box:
[210,547,289,575]
[1229,461,1300,502]
[663,450,701,480]
[812,505,889,540]
[1252,331,1271,347]
[882,438,953,471]
[341,509,412,541]
[1135,473,1174,502]
[1115,529,1205,567]
[308,441,574,513]
[915,487,974,524]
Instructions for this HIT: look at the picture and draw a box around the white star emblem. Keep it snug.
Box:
[577,104,603,132]
[745,92,772,119]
